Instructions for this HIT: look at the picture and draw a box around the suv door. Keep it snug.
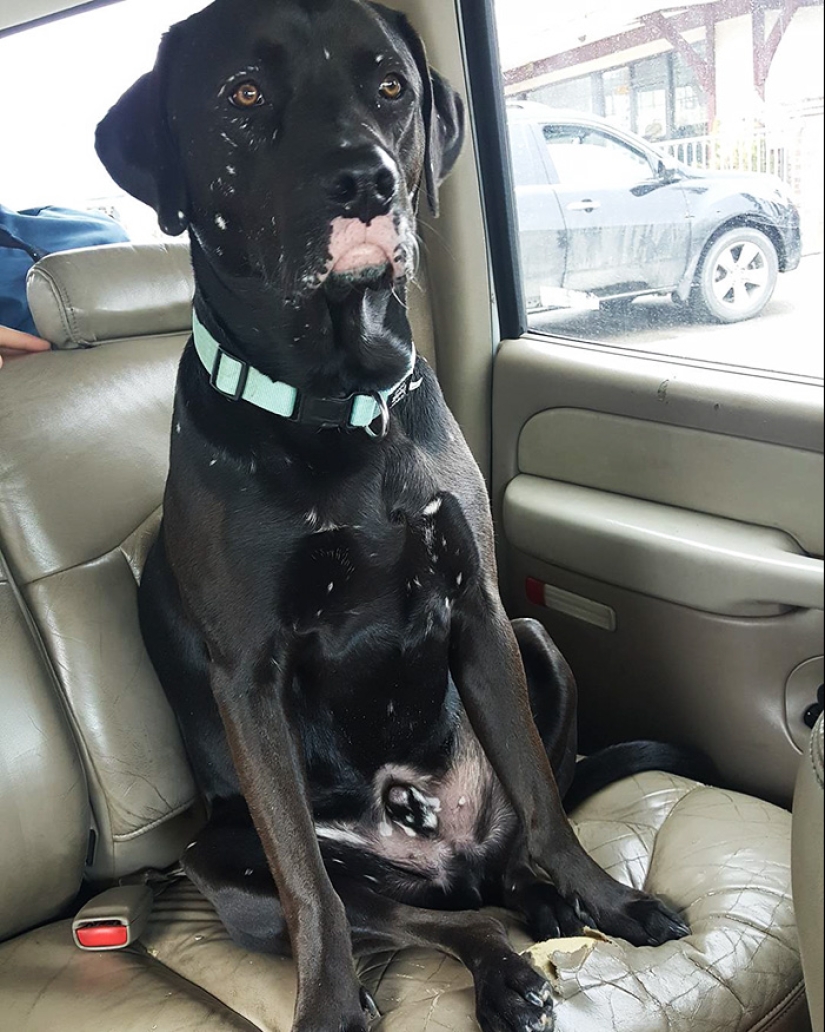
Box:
[540,122,693,296]
[508,119,567,312]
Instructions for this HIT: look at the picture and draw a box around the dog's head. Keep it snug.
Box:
[96,0,464,304]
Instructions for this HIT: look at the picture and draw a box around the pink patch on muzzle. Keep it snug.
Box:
[325,215,404,278]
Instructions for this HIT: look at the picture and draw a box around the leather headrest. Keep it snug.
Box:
[26,240,193,349]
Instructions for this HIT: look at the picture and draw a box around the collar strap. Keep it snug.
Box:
[192,309,421,434]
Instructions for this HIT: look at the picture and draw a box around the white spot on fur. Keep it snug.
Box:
[315,825,369,847]
[401,824,417,838]
[244,868,253,876]
[175,422,181,435]
[378,819,393,838]
[209,458,217,467]
[324,48,331,60]
[327,582,334,593]
[226,165,236,176]
[215,214,227,230]
[305,508,319,527]
[456,572,463,586]
[458,797,467,807]
[423,497,441,516]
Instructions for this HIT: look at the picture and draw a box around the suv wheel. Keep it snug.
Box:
[693,227,779,323]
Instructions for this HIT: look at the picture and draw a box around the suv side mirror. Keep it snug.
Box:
[657,157,682,183]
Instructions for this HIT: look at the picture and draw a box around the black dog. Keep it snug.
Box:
[96,3,689,1030]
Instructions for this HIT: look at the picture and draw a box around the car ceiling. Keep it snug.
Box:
[0,0,123,35]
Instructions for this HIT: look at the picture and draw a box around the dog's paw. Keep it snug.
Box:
[622,895,690,946]
[474,951,554,1032]
[591,887,689,947]
[523,883,590,942]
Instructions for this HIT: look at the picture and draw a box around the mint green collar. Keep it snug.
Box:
[192,309,420,435]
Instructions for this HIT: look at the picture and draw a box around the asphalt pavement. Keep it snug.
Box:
[530,253,824,380]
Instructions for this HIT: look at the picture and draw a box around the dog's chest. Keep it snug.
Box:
[281,493,475,640]
[280,493,478,778]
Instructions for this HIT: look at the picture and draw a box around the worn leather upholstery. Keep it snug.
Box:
[793,715,824,1031]
[27,240,194,348]
[0,245,201,883]
[0,776,809,1032]
[0,243,811,1031]
[0,557,89,941]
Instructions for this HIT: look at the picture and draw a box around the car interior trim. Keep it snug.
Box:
[457,0,525,340]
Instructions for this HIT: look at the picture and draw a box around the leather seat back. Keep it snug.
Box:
[0,555,89,941]
[0,241,202,884]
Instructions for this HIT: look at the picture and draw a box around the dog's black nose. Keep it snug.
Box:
[327,147,398,222]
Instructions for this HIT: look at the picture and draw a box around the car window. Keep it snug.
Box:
[0,0,209,242]
[543,125,653,185]
[492,0,824,380]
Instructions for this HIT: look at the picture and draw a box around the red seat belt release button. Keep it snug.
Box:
[72,884,153,950]
[75,922,129,949]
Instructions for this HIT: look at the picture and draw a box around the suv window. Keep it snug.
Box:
[492,0,823,380]
[543,125,653,186]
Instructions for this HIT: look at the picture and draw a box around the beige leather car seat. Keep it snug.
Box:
[0,242,814,1032]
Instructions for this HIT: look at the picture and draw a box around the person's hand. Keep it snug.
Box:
[0,326,51,369]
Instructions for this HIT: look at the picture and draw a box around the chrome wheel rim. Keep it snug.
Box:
[710,240,771,312]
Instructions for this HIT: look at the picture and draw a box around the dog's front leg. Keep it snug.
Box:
[449,587,578,861]
[209,653,373,1032]
[450,586,689,947]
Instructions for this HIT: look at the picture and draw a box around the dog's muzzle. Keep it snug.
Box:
[323,214,408,283]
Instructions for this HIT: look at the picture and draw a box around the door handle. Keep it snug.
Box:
[566,199,601,212]
[504,477,825,617]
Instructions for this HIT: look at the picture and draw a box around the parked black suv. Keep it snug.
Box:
[507,101,802,323]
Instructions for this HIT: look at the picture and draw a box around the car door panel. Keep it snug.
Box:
[493,337,824,806]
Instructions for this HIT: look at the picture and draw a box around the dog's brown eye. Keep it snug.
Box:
[378,75,404,100]
[230,81,264,108]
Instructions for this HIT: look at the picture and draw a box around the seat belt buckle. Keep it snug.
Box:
[72,884,154,950]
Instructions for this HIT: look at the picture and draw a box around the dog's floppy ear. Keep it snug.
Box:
[95,31,189,236]
[381,9,465,216]
[424,68,465,216]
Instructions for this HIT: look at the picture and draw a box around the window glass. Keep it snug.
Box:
[543,126,652,185]
[0,0,209,241]
[494,0,824,380]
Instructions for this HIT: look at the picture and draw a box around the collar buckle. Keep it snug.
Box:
[290,391,356,429]
[210,345,249,402]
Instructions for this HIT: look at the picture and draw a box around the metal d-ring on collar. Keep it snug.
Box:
[191,308,421,436]
[365,390,391,439]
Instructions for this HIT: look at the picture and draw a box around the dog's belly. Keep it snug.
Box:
[314,717,518,904]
